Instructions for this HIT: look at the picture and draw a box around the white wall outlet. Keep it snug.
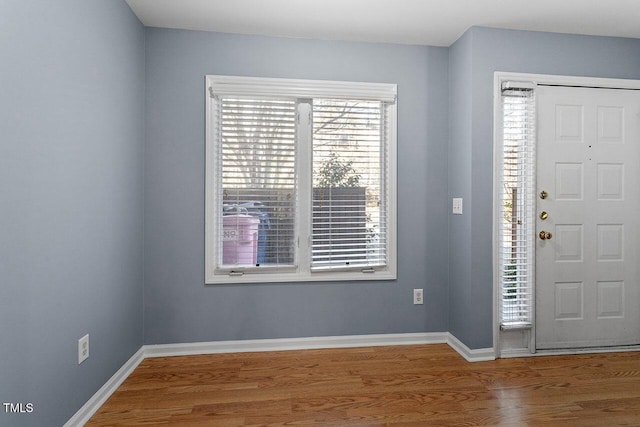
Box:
[452,198,463,215]
[413,288,424,305]
[78,334,89,364]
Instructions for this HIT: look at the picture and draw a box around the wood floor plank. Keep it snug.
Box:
[87,345,640,426]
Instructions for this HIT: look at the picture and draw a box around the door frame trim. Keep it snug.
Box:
[492,72,640,358]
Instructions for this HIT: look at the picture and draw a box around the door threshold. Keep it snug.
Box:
[534,345,640,357]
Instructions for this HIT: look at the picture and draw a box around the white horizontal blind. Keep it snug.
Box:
[217,97,297,269]
[311,98,387,270]
[499,88,536,327]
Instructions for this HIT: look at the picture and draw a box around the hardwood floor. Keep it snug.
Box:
[87,344,640,426]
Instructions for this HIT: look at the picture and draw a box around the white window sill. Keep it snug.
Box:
[205,268,396,285]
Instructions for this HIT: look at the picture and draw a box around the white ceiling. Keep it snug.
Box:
[125,0,640,47]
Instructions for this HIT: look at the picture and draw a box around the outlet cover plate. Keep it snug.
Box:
[413,289,424,305]
[452,198,463,215]
[78,334,89,364]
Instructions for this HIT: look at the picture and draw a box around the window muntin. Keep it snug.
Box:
[205,76,397,284]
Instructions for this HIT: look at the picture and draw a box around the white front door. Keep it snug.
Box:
[536,85,640,349]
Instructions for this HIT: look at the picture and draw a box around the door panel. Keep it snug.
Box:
[536,86,640,350]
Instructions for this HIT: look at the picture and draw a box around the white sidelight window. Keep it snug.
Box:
[498,83,536,328]
[205,76,397,284]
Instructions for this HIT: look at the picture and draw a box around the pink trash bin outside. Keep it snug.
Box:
[222,214,259,265]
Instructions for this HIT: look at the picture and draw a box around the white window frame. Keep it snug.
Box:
[205,75,397,284]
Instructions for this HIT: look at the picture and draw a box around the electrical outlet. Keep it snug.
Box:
[413,289,424,305]
[78,334,89,364]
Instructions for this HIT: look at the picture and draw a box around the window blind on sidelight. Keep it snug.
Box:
[499,87,535,328]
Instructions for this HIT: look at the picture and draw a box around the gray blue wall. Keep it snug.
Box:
[448,27,640,349]
[143,28,451,344]
[0,1,145,426]
[447,30,474,347]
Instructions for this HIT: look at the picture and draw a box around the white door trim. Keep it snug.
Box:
[493,72,640,357]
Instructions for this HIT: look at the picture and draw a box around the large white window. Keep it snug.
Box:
[205,76,397,284]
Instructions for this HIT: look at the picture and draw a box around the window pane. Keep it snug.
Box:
[311,99,387,270]
[219,97,297,268]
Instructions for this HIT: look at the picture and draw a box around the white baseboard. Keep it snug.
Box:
[144,332,449,358]
[64,347,144,427]
[66,333,494,425]
[447,333,496,362]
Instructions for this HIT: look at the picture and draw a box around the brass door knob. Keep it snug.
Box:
[540,211,549,220]
[539,231,552,240]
